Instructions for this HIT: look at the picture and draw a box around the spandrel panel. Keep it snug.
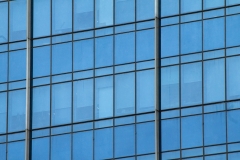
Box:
[115,0,135,24]
[0,92,6,134]
[0,52,7,83]
[51,134,71,160]
[226,14,240,47]
[8,141,25,160]
[32,137,50,160]
[95,0,113,28]
[9,50,26,81]
[136,0,154,21]
[227,110,240,142]
[0,2,8,43]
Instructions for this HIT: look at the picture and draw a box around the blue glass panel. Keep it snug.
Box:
[181,62,202,106]
[204,112,226,145]
[73,39,93,71]
[227,110,240,142]
[0,53,7,83]
[73,131,93,160]
[182,115,202,148]
[204,59,225,103]
[115,73,135,116]
[0,2,8,43]
[0,93,6,134]
[228,152,240,159]
[227,15,240,47]
[115,125,135,157]
[181,0,201,13]
[137,122,154,154]
[8,141,25,160]
[227,0,240,5]
[73,79,93,122]
[52,0,72,34]
[95,128,113,160]
[8,90,25,132]
[52,83,72,126]
[137,0,154,21]
[32,86,50,129]
[204,18,225,51]
[161,25,179,57]
[162,118,180,151]
[95,0,113,28]
[9,50,26,81]
[95,76,113,119]
[161,0,179,17]
[115,32,135,64]
[51,134,71,160]
[115,0,135,24]
[32,137,49,160]
[137,29,154,61]
[137,70,154,113]
[95,36,113,68]
[205,154,226,160]
[204,0,224,9]
[0,144,6,160]
[74,0,94,31]
[33,0,50,37]
[52,42,72,75]
[181,22,202,54]
[9,0,26,41]
[33,46,50,77]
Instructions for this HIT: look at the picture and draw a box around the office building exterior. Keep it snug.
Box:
[0,0,240,159]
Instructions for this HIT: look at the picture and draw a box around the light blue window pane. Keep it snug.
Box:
[95,36,113,68]
[115,125,135,157]
[0,53,7,83]
[161,0,179,17]
[52,42,72,75]
[227,15,240,47]
[227,110,240,142]
[137,0,154,21]
[52,83,72,126]
[33,46,50,77]
[73,131,93,160]
[161,66,179,109]
[115,0,135,24]
[95,0,113,28]
[8,90,25,132]
[161,25,179,57]
[32,137,49,160]
[227,0,240,5]
[137,70,154,113]
[9,0,26,41]
[52,0,72,34]
[204,59,225,103]
[228,152,240,159]
[162,118,180,151]
[137,29,154,61]
[181,0,201,13]
[0,2,8,43]
[182,115,202,148]
[73,39,93,71]
[204,0,224,9]
[205,154,226,160]
[33,0,50,37]
[204,18,225,50]
[204,112,226,145]
[74,0,94,31]
[51,134,71,160]
[95,76,113,119]
[95,128,113,160]
[137,122,154,154]
[9,50,26,81]
[115,32,135,64]
[181,22,202,54]
[8,141,25,160]
[227,56,240,100]
[73,79,93,122]
[115,73,135,116]
[0,93,6,134]
[181,62,202,106]
[0,144,6,160]
[32,86,50,129]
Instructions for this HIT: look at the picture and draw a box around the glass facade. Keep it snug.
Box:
[0,0,240,159]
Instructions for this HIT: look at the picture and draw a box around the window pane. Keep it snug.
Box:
[137,70,154,113]
[181,0,201,13]
[227,0,240,5]
[115,32,135,64]
[226,15,240,47]
[33,0,50,37]
[33,46,50,77]
[32,137,49,160]
[205,154,226,160]
[9,50,26,81]
[32,86,50,129]
[73,131,93,160]
[95,76,113,119]
[0,144,6,160]
[161,0,179,17]
[74,0,94,31]
[52,83,72,126]
[204,0,224,9]
[0,92,6,134]
[73,79,93,122]
[115,0,135,24]
[0,53,7,83]
[0,2,8,43]
[51,134,71,160]
[136,0,154,21]
[204,59,225,103]
[8,90,25,132]
[52,42,72,75]
[228,152,240,159]
[73,39,93,71]
[227,110,240,142]
[95,0,113,28]
[52,0,72,34]
[8,141,25,160]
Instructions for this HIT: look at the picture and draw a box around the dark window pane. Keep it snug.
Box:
[0,92,7,134]
[95,0,113,27]
[32,137,49,160]
[9,50,26,81]
[33,46,50,77]
[51,134,71,160]
[137,0,154,21]
[115,0,135,24]
[8,141,25,160]
[226,15,240,47]
[0,2,8,43]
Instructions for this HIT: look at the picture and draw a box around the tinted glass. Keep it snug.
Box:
[181,0,201,13]
[51,134,71,160]
[137,0,154,21]
[115,0,135,24]
[161,0,179,17]
[0,2,8,43]
[32,137,49,160]
[226,15,240,47]
[204,0,224,9]
[33,46,50,77]
[227,110,240,142]
[8,141,25,160]
[0,93,6,133]
[9,50,26,81]
[95,0,113,27]
[0,53,7,83]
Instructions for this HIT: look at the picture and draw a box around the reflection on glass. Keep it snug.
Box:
[181,0,201,13]
[33,46,50,77]
[51,134,71,160]
[0,53,7,83]
[0,144,6,160]
[227,110,240,142]
[226,15,240,47]
[204,0,224,9]
[137,0,154,21]
[8,141,25,160]
[0,2,8,43]
[0,93,6,134]
[95,0,113,27]
[115,0,135,24]
[32,137,49,160]
[9,50,26,81]
[227,0,240,5]
[161,0,179,17]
